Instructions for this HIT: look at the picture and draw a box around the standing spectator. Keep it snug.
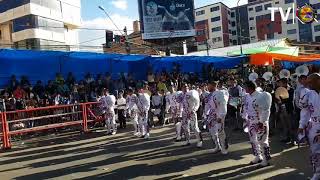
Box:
[8,75,19,91]
[55,73,65,85]
[117,91,126,129]
[20,76,31,93]
[157,80,168,93]
[33,80,45,98]
[66,72,76,87]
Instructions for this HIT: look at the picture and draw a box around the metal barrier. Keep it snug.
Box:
[0,102,100,150]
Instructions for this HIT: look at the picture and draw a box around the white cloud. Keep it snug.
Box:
[111,0,128,10]
[79,14,135,47]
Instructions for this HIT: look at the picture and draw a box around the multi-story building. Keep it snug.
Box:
[194,0,320,51]
[194,2,231,51]
[0,0,81,51]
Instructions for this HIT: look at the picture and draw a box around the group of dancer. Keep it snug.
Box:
[98,72,320,180]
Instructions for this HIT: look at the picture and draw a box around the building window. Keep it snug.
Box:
[212,37,222,42]
[314,25,320,32]
[211,16,221,22]
[267,23,273,30]
[264,3,272,10]
[250,27,255,30]
[196,10,205,16]
[249,17,254,20]
[249,7,253,11]
[286,19,294,24]
[212,26,221,32]
[210,6,220,12]
[231,21,236,27]
[315,36,320,42]
[232,31,236,35]
[265,14,271,19]
[251,36,256,40]
[255,6,263,12]
[287,29,297,34]
[275,1,279,4]
[231,12,235,17]
[228,11,231,15]
[285,0,294,4]
[232,40,237,45]
[197,30,206,36]
[267,33,274,39]
[229,29,231,33]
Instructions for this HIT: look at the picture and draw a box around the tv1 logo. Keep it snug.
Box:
[268,3,318,24]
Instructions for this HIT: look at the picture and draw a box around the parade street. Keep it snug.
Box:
[0,125,312,180]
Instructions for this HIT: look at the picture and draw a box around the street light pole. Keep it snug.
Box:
[236,0,243,55]
[98,6,124,36]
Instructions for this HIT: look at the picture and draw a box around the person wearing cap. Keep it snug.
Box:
[205,81,229,154]
[298,73,320,180]
[242,81,272,168]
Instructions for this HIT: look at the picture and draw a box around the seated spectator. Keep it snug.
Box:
[85,73,94,84]
[13,85,26,99]
[45,80,56,96]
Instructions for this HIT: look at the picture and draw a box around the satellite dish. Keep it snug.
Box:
[279,69,290,79]
[249,72,259,82]
[295,65,309,76]
[262,72,273,81]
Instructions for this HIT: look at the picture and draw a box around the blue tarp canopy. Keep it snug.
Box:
[0,49,246,88]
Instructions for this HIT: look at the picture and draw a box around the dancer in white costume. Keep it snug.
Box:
[206,81,229,154]
[242,81,272,167]
[99,89,116,135]
[298,74,320,180]
[126,88,140,136]
[166,86,183,141]
[176,83,203,147]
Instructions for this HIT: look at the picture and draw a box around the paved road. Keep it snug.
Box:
[0,124,313,180]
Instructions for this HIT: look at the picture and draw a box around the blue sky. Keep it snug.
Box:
[80,0,248,47]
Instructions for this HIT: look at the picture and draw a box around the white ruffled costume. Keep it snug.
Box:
[205,90,229,154]
[242,90,272,166]
[100,95,117,134]
[299,90,320,180]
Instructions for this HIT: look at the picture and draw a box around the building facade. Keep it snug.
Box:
[194,0,320,51]
[0,0,81,51]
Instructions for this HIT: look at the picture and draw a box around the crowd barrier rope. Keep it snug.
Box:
[0,102,101,150]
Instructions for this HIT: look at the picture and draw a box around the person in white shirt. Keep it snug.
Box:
[205,81,229,154]
[242,81,272,167]
[117,91,126,129]
[298,73,320,180]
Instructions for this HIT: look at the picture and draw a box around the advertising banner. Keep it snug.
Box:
[138,0,195,40]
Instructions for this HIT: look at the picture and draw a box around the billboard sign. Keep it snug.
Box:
[138,0,195,40]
